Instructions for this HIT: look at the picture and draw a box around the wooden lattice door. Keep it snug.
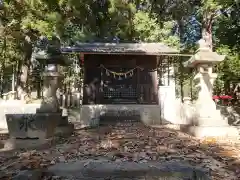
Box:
[101,67,138,104]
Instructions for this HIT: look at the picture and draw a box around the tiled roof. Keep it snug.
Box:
[61,42,178,55]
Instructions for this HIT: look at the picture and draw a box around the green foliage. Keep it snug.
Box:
[133,12,179,48]
[216,45,240,80]
[0,0,239,96]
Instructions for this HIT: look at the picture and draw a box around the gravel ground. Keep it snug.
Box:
[0,121,240,180]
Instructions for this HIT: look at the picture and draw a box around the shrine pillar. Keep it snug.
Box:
[184,39,238,137]
[158,58,176,124]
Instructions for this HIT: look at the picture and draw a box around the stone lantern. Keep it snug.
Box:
[35,36,73,136]
[0,0,4,10]
[4,36,72,144]
[184,39,238,137]
[35,36,66,113]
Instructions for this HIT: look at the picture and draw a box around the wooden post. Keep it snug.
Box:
[12,66,15,92]
[148,58,158,104]
[100,65,103,104]
[136,67,140,103]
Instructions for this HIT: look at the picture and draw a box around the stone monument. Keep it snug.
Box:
[184,39,239,137]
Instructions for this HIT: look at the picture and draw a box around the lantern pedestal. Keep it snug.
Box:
[184,126,239,138]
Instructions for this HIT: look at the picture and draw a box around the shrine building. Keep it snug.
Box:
[62,42,179,125]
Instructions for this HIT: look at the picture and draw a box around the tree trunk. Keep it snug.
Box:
[202,13,213,50]
[0,60,5,98]
[36,75,42,99]
[17,64,28,100]
[17,35,33,100]
[0,37,6,98]
[179,58,184,102]
[177,19,185,102]
[128,9,134,41]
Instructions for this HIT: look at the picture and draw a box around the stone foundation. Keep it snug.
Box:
[76,105,161,128]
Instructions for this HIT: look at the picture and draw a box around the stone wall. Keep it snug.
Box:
[158,64,177,124]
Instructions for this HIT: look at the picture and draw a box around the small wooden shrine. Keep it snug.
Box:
[62,43,178,105]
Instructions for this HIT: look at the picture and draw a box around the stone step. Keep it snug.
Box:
[99,119,140,126]
[47,160,210,180]
[99,110,141,126]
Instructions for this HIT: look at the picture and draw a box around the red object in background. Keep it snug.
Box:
[212,95,232,100]
[219,95,232,99]
[213,95,233,106]
[212,95,219,100]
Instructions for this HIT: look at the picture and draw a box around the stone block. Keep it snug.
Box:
[0,100,25,106]
[194,116,228,126]
[0,103,41,129]
[100,106,141,123]
[0,140,4,149]
[36,106,62,113]
[47,160,210,179]
[55,123,74,136]
[182,125,239,138]
[80,105,100,127]
[0,107,23,129]
[140,106,161,125]
[23,104,41,113]
[6,113,59,139]
[57,116,69,126]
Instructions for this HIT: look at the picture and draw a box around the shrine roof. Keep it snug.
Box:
[61,42,178,55]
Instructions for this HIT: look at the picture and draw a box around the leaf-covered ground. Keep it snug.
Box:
[0,121,240,180]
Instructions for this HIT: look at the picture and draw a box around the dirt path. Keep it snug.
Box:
[1,121,240,179]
